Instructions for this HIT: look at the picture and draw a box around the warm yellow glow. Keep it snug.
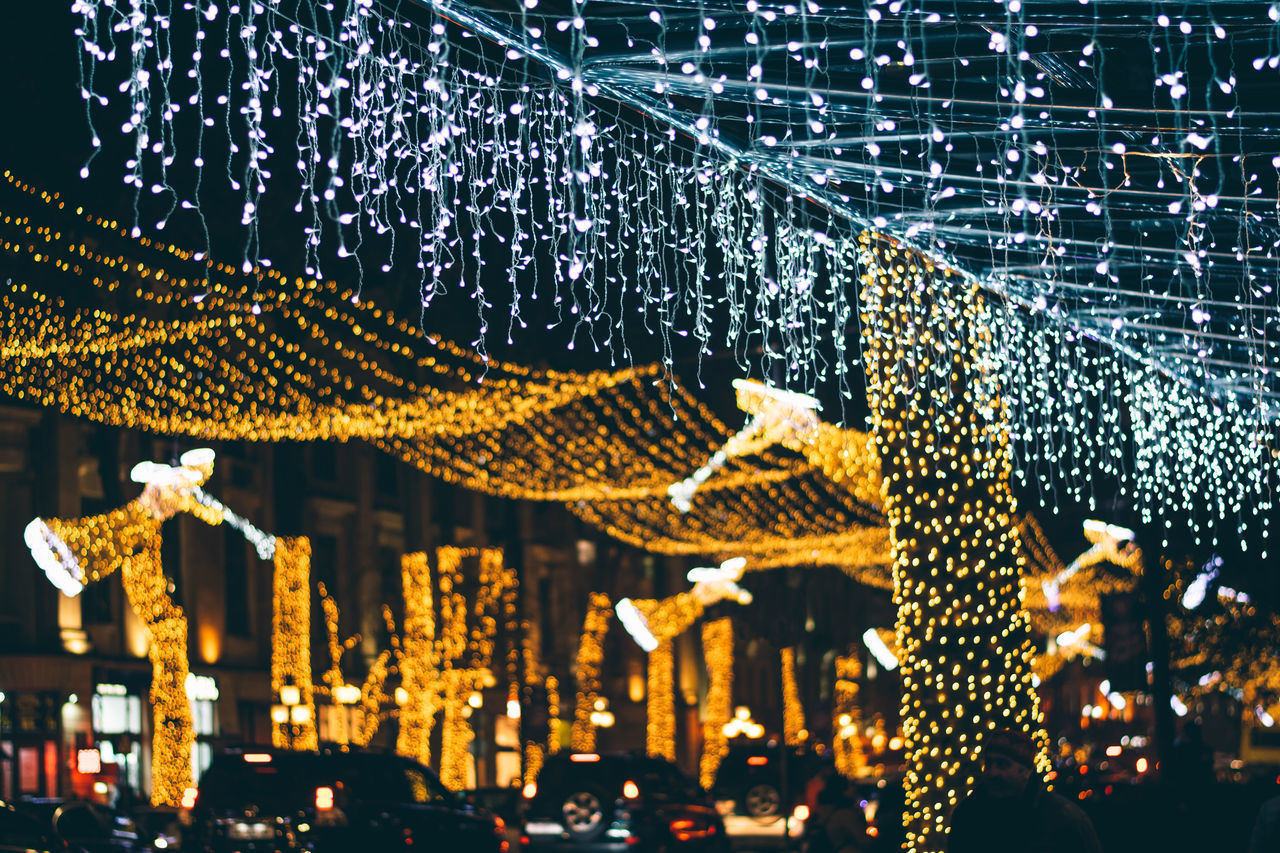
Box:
[781,647,805,747]
[397,551,437,767]
[272,537,318,752]
[646,640,676,761]
[833,655,866,779]
[699,618,733,790]
[571,593,613,752]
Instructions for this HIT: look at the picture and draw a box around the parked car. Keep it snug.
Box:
[12,798,139,852]
[710,742,828,818]
[181,745,508,853]
[520,751,728,852]
[0,801,65,852]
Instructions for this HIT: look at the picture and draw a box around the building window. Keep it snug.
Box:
[187,674,220,784]
[225,529,250,637]
[92,684,143,791]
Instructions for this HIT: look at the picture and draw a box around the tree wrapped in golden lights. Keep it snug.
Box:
[857,234,1045,853]
[397,552,438,766]
[316,583,395,748]
[571,593,613,752]
[272,537,319,751]
[699,618,734,790]
[833,655,867,779]
[396,547,513,788]
[781,647,806,746]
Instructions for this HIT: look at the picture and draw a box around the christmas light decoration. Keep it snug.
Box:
[64,1,1280,549]
[0,173,890,580]
[23,455,240,805]
[545,675,562,756]
[781,648,805,746]
[317,583,395,748]
[397,551,437,767]
[669,380,818,512]
[571,593,612,753]
[272,537,319,752]
[858,234,1046,853]
[698,618,733,791]
[396,547,512,784]
[832,655,866,779]
[646,641,676,762]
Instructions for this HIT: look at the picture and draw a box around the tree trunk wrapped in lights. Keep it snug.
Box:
[833,654,866,779]
[571,593,613,752]
[699,618,734,790]
[857,234,1045,853]
[272,537,319,751]
[397,551,438,766]
[646,640,677,761]
[781,647,806,746]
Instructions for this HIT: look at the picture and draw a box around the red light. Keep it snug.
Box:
[1104,785,1113,795]
[867,826,879,837]
[747,756,769,766]
[520,837,530,847]
[315,786,335,810]
[671,820,694,831]
[570,754,601,762]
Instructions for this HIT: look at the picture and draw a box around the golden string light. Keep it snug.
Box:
[571,593,613,753]
[646,641,676,762]
[857,233,1046,853]
[781,648,806,746]
[397,552,437,768]
[396,547,512,784]
[699,618,733,790]
[272,537,319,752]
[0,174,897,579]
[546,675,563,756]
[833,655,866,779]
[316,583,396,748]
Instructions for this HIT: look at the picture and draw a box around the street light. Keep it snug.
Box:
[722,706,764,739]
[273,683,310,749]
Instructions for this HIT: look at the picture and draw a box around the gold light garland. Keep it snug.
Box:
[781,647,806,746]
[272,537,319,751]
[546,675,562,755]
[316,583,395,748]
[571,593,613,752]
[699,618,734,790]
[833,655,866,779]
[858,234,1046,853]
[0,174,897,581]
[646,641,676,761]
[397,552,437,767]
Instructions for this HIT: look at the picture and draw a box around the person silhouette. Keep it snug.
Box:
[947,728,1103,853]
